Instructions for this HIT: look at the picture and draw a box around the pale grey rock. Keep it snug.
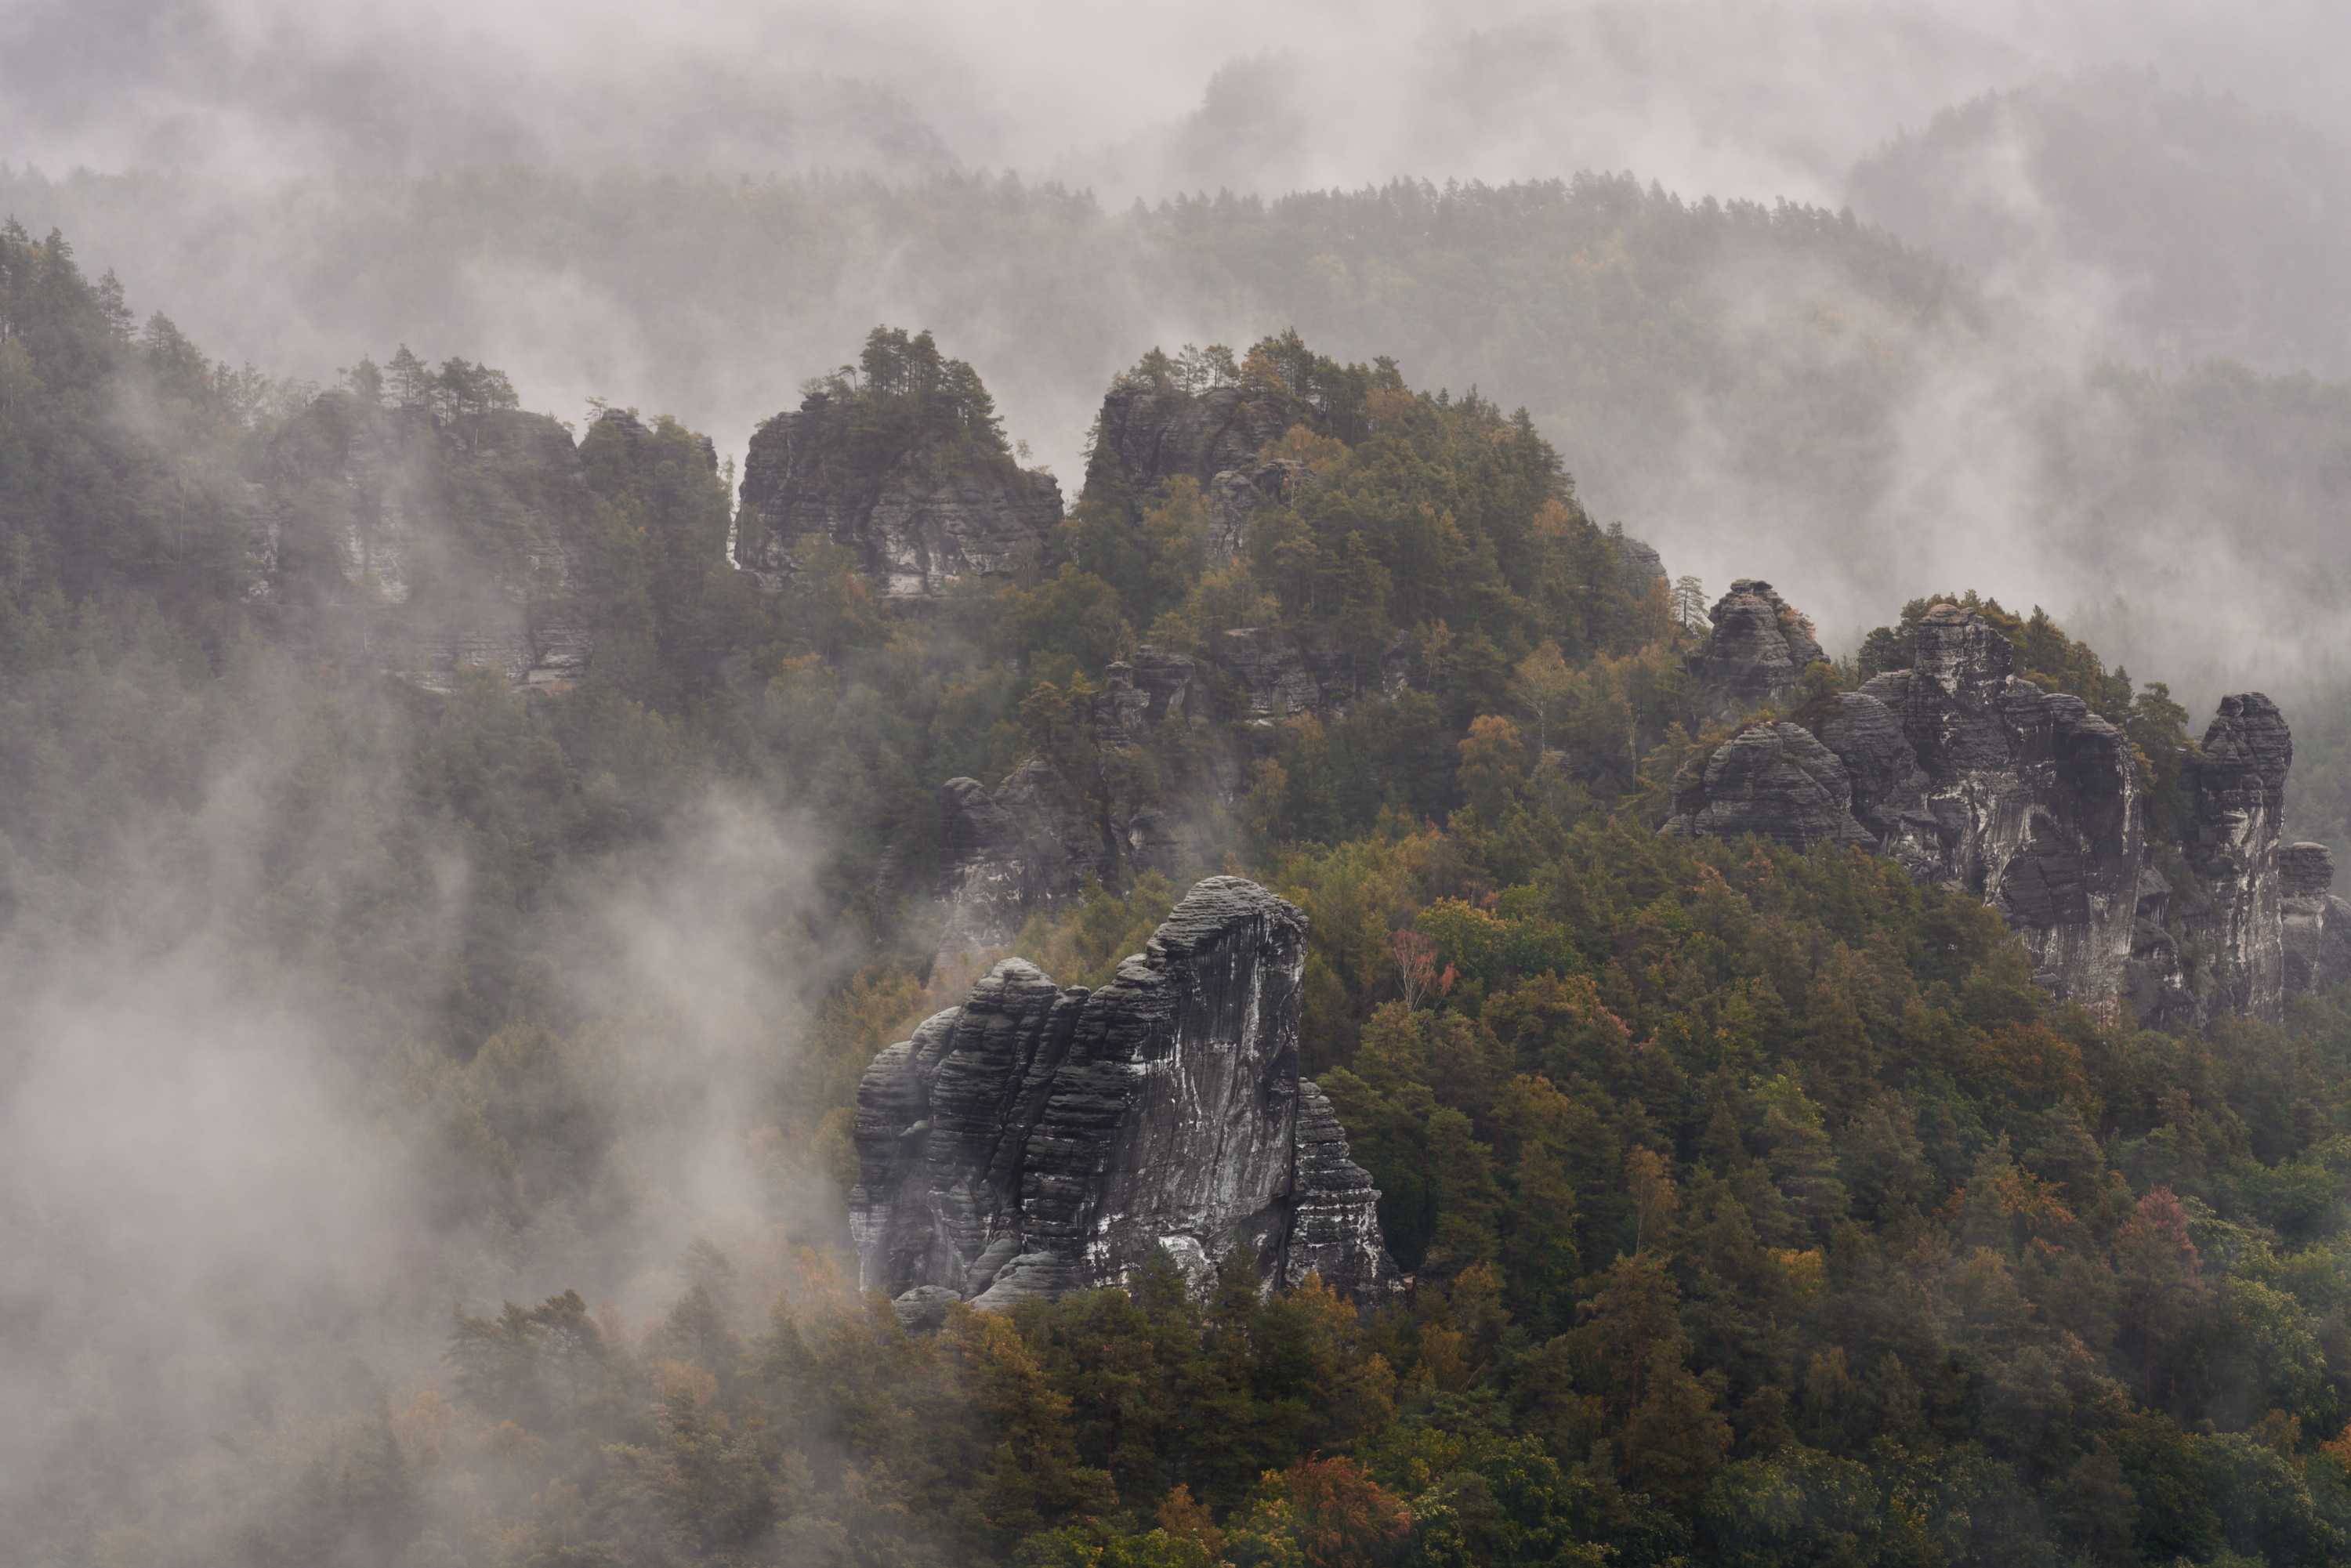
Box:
[2181,695,2295,1021]
[736,395,1060,598]
[1085,380,1306,512]
[852,878,1396,1309]
[2280,842,2351,998]
[1849,606,2143,1006]
[933,762,1114,962]
[1206,457,1316,563]
[1666,599,2143,1008]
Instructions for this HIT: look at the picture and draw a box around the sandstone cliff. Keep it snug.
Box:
[253,391,597,690]
[737,335,1060,598]
[1690,579,1827,719]
[852,878,1396,1313]
[1662,591,2321,1024]
[2180,694,2295,1020]
[2282,842,2351,999]
[1085,378,1309,514]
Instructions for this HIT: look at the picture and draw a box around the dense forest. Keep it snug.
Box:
[9,204,2351,1568]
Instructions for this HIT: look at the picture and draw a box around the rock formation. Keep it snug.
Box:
[737,378,1060,599]
[852,878,1396,1313]
[1690,579,1827,719]
[933,762,1116,961]
[2281,842,2351,999]
[1842,606,2143,1005]
[1660,592,2328,1023]
[1215,628,1414,721]
[2180,694,2295,1020]
[253,391,598,690]
[1661,722,1867,846]
[1206,458,1317,563]
[1085,377,1309,512]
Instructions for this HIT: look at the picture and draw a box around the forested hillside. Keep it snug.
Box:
[11,210,2351,1568]
[6,163,2351,718]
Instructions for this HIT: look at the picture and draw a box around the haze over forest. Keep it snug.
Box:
[10,3,2351,1566]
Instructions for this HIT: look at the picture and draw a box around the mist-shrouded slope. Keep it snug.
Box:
[9,162,2346,708]
[1851,71,2351,380]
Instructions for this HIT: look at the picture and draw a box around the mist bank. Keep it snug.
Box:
[5,164,2343,708]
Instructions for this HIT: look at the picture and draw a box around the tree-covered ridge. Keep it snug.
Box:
[1852,71,2351,379]
[9,225,2351,1567]
[770,324,1013,471]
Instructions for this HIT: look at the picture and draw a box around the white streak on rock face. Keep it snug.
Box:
[849,877,1395,1314]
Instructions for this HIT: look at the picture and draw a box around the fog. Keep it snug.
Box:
[8,1,2351,1557]
[8,0,2347,698]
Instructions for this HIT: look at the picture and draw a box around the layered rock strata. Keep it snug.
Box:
[852,878,1396,1313]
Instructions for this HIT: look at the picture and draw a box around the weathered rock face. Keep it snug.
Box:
[254,392,597,690]
[1215,628,1413,721]
[1614,532,1669,603]
[1663,592,2323,1025]
[1094,650,1206,748]
[1085,380,1306,508]
[1853,610,2143,1005]
[1691,579,1827,719]
[931,647,1254,965]
[2281,842,2351,999]
[1668,597,2143,1008]
[737,393,1060,598]
[1661,722,1867,846]
[933,762,1116,961]
[852,878,1396,1313]
[2182,694,2294,1020]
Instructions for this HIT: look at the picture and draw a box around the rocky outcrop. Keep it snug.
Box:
[934,762,1116,961]
[1093,650,1206,748]
[1085,379,1308,510]
[254,392,598,690]
[852,878,1396,1313]
[1664,592,2324,1026]
[737,390,1059,599]
[1216,628,1413,721]
[1668,596,2145,1009]
[2181,694,2294,1020]
[1690,580,1827,719]
[933,650,1237,963]
[1661,722,1867,846]
[1614,532,1668,602]
[1851,608,2143,1005]
[2282,842,2351,999]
